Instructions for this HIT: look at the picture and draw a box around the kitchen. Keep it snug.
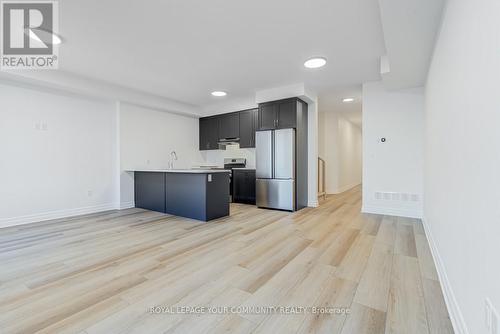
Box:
[127,97,309,221]
[0,0,466,332]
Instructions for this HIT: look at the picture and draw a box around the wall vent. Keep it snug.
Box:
[374,192,420,203]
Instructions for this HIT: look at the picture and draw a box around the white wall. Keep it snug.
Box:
[307,100,319,207]
[201,97,257,117]
[318,110,362,194]
[0,83,117,227]
[424,0,500,333]
[319,110,340,193]
[201,146,256,168]
[118,103,202,206]
[318,111,326,159]
[0,84,207,223]
[338,117,362,192]
[362,81,424,218]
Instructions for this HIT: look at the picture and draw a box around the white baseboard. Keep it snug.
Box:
[361,204,423,219]
[0,203,118,229]
[308,200,319,208]
[326,182,361,195]
[421,217,469,334]
[119,201,135,210]
[332,182,361,194]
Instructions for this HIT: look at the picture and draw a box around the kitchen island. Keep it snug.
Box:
[128,169,230,221]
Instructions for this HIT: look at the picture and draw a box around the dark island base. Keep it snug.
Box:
[134,172,230,221]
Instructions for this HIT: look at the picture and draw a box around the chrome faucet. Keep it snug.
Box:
[168,150,178,169]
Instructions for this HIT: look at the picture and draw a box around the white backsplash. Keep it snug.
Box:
[198,145,256,168]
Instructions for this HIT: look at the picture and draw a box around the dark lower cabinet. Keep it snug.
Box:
[233,169,256,204]
[165,172,229,221]
[134,172,166,212]
[134,171,230,221]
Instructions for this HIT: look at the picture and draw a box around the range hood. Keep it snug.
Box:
[218,137,240,150]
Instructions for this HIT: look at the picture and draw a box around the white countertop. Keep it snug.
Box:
[126,169,230,174]
[232,167,256,170]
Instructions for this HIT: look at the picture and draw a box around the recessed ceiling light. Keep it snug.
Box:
[304,57,327,69]
[342,98,355,103]
[211,91,227,97]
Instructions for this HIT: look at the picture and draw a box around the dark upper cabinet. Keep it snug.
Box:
[239,109,258,148]
[199,117,219,150]
[258,103,278,130]
[258,98,299,130]
[199,107,260,151]
[218,112,239,139]
[233,169,256,204]
[277,99,297,129]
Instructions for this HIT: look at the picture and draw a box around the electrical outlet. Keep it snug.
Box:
[486,298,499,334]
[87,190,93,197]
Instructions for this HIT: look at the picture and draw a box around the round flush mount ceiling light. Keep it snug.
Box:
[211,91,227,97]
[304,57,327,69]
[342,97,355,103]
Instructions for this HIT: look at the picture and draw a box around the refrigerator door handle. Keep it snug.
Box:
[271,130,275,178]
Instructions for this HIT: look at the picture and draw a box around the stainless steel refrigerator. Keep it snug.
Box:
[255,128,295,211]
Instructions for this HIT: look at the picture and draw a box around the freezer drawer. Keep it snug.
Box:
[256,179,295,211]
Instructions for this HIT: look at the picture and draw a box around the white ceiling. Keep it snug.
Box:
[318,85,363,127]
[379,0,446,88]
[58,0,386,109]
[0,0,444,124]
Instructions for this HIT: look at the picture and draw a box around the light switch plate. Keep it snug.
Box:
[207,174,212,182]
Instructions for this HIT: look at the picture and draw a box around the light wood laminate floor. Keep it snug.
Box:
[0,186,453,334]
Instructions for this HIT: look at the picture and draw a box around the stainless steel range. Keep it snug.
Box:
[223,158,246,201]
